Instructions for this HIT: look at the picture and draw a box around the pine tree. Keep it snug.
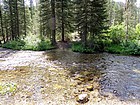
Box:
[74,0,108,47]
[1,0,32,41]
[3,0,11,41]
[39,0,51,38]
[18,0,27,37]
[56,0,74,42]
[23,0,26,36]
[74,0,88,46]
[0,3,5,42]
[51,0,56,45]
[89,0,108,37]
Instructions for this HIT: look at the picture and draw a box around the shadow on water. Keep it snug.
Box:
[43,49,106,103]
[44,49,140,103]
[44,49,102,64]
[44,49,103,76]
[0,48,18,58]
[0,49,140,104]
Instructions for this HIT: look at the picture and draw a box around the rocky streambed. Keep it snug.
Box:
[0,48,140,105]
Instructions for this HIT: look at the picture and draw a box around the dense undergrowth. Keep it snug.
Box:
[2,35,55,51]
[72,40,140,55]
[72,42,95,53]
[104,23,140,55]
[2,23,140,55]
[105,41,140,55]
[72,23,140,55]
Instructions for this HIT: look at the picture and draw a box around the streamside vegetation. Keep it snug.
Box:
[0,0,140,55]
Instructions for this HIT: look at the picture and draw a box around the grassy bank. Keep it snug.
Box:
[2,39,56,51]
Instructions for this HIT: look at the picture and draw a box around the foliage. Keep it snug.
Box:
[56,0,74,39]
[2,35,55,51]
[39,0,51,37]
[104,23,140,55]
[108,23,125,44]
[72,42,94,53]
[0,83,17,95]
[2,40,25,50]
[122,40,140,55]
[23,34,40,50]
[105,40,140,55]
[74,0,108,46]
[1,0,140,55]
[37,39,55,51]
[105,44,124,54]
[135,23,140,39]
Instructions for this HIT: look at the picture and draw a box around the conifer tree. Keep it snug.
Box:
[39,0,51,38]
[51,0,56,45]
[56,0,74,42]
[74,0,108,47]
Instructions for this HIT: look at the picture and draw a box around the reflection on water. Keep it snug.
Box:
[44,49,103,65]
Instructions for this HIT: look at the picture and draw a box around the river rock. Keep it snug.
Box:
[76,93,89,103]
[87,85,93,91]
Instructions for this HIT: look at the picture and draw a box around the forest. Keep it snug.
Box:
[0,0,140,104]
[0,0,140,55]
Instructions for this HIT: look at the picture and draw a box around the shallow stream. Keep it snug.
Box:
[0,48,140,105]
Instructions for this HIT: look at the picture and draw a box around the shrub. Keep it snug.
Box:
[23,34,40,50]
[135,23,140,39]
[37,39,55,51]
[105,40,140,55]
[122,40,140,55]
[0,83,17,95]
[108,23,125,44]
[105,44,124,54]
[2,35,55,51]
[72,42,95,53]
[2,40,25,50]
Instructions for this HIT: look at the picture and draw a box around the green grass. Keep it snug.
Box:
[2,39,56,51]
[2,40,25,50]
[0,83,17,95]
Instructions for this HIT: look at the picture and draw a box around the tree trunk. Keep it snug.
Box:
[51,0,56,45]
[82,0,88,47]
[138,8,140,23]
[30,0,33,19]
[125,0,129,42]
[83,17,87,47]
[61,0,65,42]
[15,0,20,38]
[0,7,5,43]
[9,0,14,40]
[23,0,26,36]
[5,12,9,41]
[109,0,113,26]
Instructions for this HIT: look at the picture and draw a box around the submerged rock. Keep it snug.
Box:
[87,85,94,91]
[76,93,89,103]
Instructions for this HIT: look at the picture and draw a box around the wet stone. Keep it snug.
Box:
[26,96,31,98]
[87,85,94,91]
[78,88,86,93]
[76,93,89,103]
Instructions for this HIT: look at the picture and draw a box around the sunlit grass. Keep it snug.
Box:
[2,34,56,51]
[0,83,17,95]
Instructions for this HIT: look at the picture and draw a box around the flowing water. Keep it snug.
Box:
[0,48,140,105]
